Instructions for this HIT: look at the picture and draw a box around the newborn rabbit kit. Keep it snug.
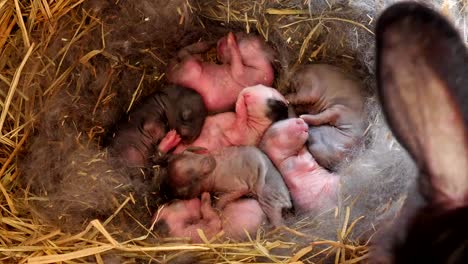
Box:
[3,0,467,263]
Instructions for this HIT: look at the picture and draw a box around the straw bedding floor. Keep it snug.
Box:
[0,0,466,263]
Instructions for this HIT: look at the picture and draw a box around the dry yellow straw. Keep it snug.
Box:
[0,129,29,215]
[27,245,115,264]
[0,10,16,52]
[0,0,396,262]
[266,8,310,15]
[127,70,146,113]
[0,43,35,134]
[14,0,31,48]
[27,219,211,264]
[279,17,374,35]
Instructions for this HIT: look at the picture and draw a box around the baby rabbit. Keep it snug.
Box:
[106,85,207,168]
[286,64,366,171]
[165,146,292,228]
[166,32,275,113]
[371,2,468,263]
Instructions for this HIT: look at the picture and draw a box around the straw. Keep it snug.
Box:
[4,0,454,263]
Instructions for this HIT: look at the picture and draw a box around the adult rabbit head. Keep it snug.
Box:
[373,2,468,264]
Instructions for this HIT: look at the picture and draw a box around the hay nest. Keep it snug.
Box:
[0,0,465,263]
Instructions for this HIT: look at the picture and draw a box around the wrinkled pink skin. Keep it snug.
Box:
[166,32,275,112]
[152,192,266,242]
[260,118,339,213]
[171,85,288,153]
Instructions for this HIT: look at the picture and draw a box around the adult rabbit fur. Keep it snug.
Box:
[371,2,468,263]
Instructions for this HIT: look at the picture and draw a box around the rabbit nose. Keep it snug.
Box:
[295,118,307,127]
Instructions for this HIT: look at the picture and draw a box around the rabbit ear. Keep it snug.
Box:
[376,2,468,209]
